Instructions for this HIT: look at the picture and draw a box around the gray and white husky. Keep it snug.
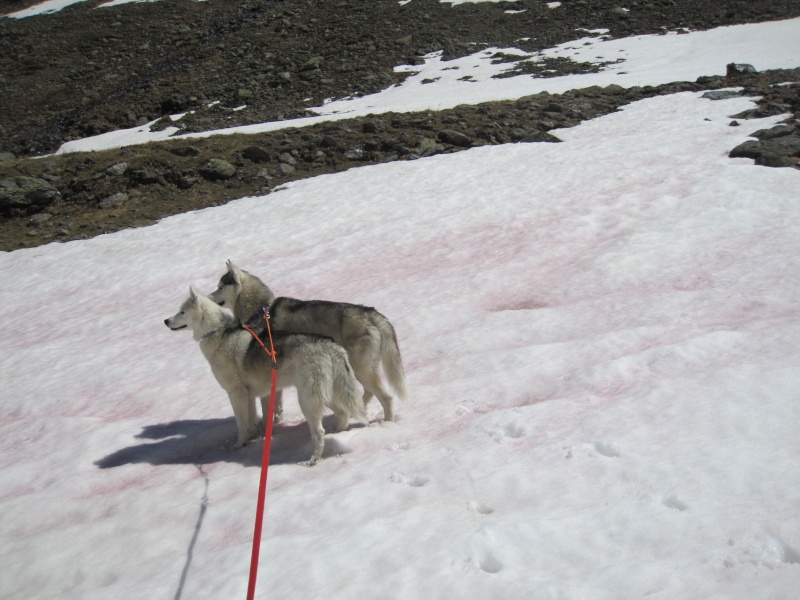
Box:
[209,260,407,422]
[165,286,366,465]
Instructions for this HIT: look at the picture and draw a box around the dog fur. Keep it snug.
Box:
[209,260,407,421]
[165,285,365,465]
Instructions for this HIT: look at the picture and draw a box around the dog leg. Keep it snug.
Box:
[259,389,284,428]
[374,391,394,422]
[299,418,325,466]
[296,384,325,466]
[331,407,351,433]
[362,389,374,407]
[359,370,394,422]
[228,388,256,448]
[247,394,258,437]
[347,336,394,421]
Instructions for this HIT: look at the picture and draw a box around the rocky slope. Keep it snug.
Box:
[1,0,799,251]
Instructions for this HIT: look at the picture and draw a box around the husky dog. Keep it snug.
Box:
[209,260,407,421]
[165,286,366,465]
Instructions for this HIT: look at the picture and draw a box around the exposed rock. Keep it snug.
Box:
[106,162,128,176]
[752,125,796,140]
[417,138,438,156]
[320,135,339,148]
[200,159,237,180]
[729,140,763,160]
[438,129,473,147]
[129,168,163,185]
[729,132,800,169]
[0,177,60,211]
[727,63,757,76]
[771,136,800,155]
[178,175,199,189]
[149,116,175,132]
[603,84,626,95]
[755,153,793,167]
[242,146,271,162]
[701,90,742,100]
[521,131,563,143]
[278,152,297,165]
[509,128,528,141]
[28,213,53,226]
[362,121,386,134]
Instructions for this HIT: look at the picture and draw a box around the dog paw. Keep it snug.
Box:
[229,438,249,450]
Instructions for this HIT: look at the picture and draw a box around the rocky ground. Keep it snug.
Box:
[1,0,799,251]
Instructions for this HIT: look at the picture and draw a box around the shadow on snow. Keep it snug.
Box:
[95,414,353,469]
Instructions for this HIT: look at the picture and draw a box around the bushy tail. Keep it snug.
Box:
[375,313,407,400]
[333,347,368,422]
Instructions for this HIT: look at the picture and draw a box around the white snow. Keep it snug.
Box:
[96,0,162,8]
[1,15,800,600]
[2,0,89,18]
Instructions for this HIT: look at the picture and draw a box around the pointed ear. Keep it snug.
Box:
[189,284,200,302]
[227,260,243,284]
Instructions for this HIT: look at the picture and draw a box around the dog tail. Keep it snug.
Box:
[335,347,368,423]
[375,313,407,400]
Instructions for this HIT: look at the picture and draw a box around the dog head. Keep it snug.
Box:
[208,259,244,308]
[165,285,225,340]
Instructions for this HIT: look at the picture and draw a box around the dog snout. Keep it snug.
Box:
[164,318,171,327]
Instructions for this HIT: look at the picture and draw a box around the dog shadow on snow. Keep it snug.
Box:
[95,415,355,469]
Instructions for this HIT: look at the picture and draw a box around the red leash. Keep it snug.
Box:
[242,310,277,600]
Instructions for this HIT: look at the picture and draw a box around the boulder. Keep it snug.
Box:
[242,146,271,162]
[521,131,563,143]
[752,125,796,141]
[726,63,757,76]
[106,162,128,176]
[200,159,237,180]
[0,176,60,211]
[28,213,53,226]
[701,90,741,101]
[438,129,472,147]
